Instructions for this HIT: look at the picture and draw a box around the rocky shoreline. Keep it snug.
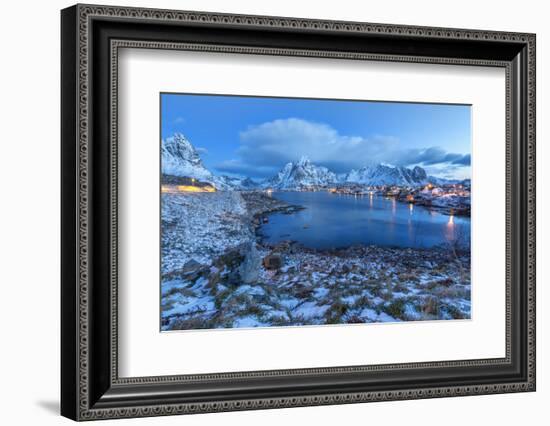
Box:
[241,191,305,225]
[161,191,471,331]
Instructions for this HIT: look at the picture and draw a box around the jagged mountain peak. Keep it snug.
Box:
[297,155,311,166]
[268,158,337,189]
[170,132,190,144]
[161,132,213,181]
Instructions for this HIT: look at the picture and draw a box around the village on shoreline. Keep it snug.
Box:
[162,179,471,217]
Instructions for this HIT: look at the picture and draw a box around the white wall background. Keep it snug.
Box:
[0,0,546,424]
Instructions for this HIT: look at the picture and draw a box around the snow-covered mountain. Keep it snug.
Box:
[344,164,428,187]
[267,156,337,189]
[161,133,214,182]
[265,159,435,189]
[162,133,259,190]
[162,133,460,191]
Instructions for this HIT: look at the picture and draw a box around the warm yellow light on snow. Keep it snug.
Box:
[161,184,216,193]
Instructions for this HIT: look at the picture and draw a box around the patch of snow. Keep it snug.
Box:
[402,303,422,321]
[359,308,398,323]
[234,285,266,297]
[161,279,187,297]
[232,316,267,328]
[313,287,330,299]
[162,295,215,319]
[293,301,330,319]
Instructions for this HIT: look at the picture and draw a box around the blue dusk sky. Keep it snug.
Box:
[161,93,471,180]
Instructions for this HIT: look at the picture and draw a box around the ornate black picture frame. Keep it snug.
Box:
[61,4,536,421]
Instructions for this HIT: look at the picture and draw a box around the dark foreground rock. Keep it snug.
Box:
[262,253,283,270]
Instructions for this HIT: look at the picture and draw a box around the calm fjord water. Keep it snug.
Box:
[260,191,470,250]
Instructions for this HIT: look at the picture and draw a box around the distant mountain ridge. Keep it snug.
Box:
[344,164,428,186]
[161,133,465,190]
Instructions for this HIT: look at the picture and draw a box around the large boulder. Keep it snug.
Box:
[179,259,209,281]
[263,253,283,270]
[239,243,261,283]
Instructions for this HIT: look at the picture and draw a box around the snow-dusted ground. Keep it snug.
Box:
[161,191,251,273]
[161,191,471,331]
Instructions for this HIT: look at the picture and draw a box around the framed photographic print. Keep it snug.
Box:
[61,4,536,421]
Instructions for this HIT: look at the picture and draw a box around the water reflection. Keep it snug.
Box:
[445,214,455,241]
[261,191,471,250]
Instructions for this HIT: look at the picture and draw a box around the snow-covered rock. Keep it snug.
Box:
[267,156,337,189]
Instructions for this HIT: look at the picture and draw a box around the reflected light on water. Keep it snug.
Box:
[262,192,470,250]
[445,214,455,241]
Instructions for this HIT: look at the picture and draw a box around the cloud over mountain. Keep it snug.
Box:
[215,118,470,178]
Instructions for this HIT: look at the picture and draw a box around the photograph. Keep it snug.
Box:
[160,93,472,331]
